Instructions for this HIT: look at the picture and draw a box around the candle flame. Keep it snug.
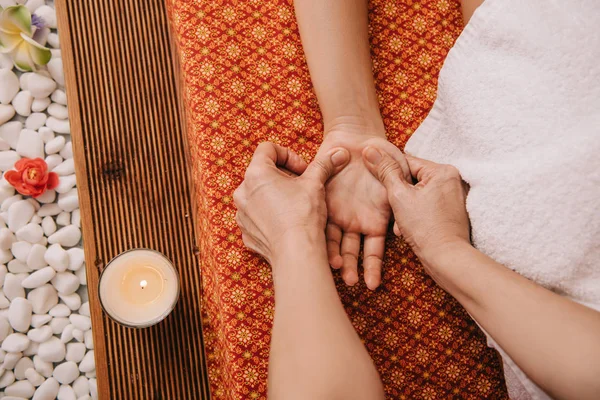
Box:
[140,279,148,289]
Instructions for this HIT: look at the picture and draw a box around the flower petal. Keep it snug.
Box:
[46,172,59,190]
[12,40,34,71]
[0,6,32,36]
[0,29,22,52]
[21,33,50,65]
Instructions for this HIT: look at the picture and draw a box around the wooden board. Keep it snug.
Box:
[55,1,210,398]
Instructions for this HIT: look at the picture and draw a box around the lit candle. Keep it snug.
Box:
[99,249,180,328]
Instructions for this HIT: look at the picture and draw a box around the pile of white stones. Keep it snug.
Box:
[0,1,96,399]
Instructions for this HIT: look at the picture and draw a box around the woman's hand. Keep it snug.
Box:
[234,142,350,264]
[361,145,471,274]
[319,130,411,290]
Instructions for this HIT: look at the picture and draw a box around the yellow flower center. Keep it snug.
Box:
[27,168,40,181]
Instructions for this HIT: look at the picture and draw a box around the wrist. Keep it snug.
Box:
[272,228,327,265]
[419,239,473,273]
[324,115,386,138]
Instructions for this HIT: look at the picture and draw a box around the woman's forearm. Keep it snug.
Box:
[424,242,600,400]
[268,232,384,399]
[293,0,384,136]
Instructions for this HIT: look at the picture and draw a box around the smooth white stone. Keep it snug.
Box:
[84,330,93,349]
[38,337,65,362]
[0,315,10,340]
[14,356,33,379]
[33,355,52,378]
[1,333,30,352]
[0,104,15,125]
[19,73,33,91]
[0,137,10,150]
[71,209,80,228]
[69,314,90,331]
[31,215,41,224]
[25,367,45,386]
[0,228,16,250]
[51,272,79,295]
[23,340,39,356]
[0,263,6,284]
[0,151,21,172]
[58,195,78,212]
[0,178,16,203]
[52,159,75,176]
[72,328,83,343]
[59,142,72,159]
[27,73,57,99]
[21,267,55,289]
[0,370,15,388]
[79,395,93,400]
[56,212,70,226]
[31,97,51,113]
[8,298,32,332]
[34,5,57,28]
[75,266,86,286]
[35,190,56,204]
[2,351,21,369]
[0,248,13,264]
[0,69,19,105]
[54,176,75,197]
[58,384,77,400]
[60,323,74,343]
[51,90,67,105]
[49,304,70,318]
[12,91,33,117]
[32,376,59,400]
[30,314,51,328]
[78,350,94,373]
[11,241,31,262]
[44,135,65,155]
[88,378,97,400]
[24,0,43,12]
[8,201,34,232]
[1,195,22,212]
[39,127,54,145]
[71,376,88,397]
[16,223,44,243]
[16,129,44,159]
[52,361,78,385]
[4,274,25,300]
[27,325,52,343]
[58,293,81,311]
[25,113,47,130]
[47,58,65,86]
[47,104,68,121]
[47,33,60,49]
[50,48,61,58]
[4,380,35,398]
[0,293,9,309]
[8,259,31,273]
[41,218,56,239]
[37,203,61,217]
[48,226,81,247]
[25,198,41,212]
[49,317,69,335]
[78,302,89,317]
[65,343,85,364]
[46,117,70,134]
[27,284,58,314]
[44,244,69,272]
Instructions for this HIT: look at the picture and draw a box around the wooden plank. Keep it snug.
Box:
[55,1,210,398]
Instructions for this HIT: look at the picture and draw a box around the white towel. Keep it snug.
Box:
[404,0,600,398]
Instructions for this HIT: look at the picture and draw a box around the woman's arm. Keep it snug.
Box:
[362,147,600,400]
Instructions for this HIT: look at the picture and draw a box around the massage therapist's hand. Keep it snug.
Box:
[319,130,411,290]
[362,146,471,276]
[234,142,350,264]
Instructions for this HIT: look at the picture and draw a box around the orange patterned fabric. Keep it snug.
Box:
[166,0,508,398]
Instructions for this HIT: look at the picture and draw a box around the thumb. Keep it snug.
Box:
[303,148,350,184]
[362,146,409,193]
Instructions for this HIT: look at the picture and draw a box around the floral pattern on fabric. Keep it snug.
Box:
[166,0,508,398]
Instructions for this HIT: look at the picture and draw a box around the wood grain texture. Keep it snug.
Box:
[55,1,210,398]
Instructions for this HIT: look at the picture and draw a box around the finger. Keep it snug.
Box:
[340,232,360,286]
[303,148,350,184]
[405,155,439,183]
[326,223,343,269]
[250,142,309,176]
[362,146,409,194]
[393,222,401,237]
[363,235,385,290]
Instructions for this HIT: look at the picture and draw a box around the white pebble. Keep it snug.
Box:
[34,5,57,28]
[12,90,33,116]
[46,117,70,134]
[0,293,9,309]
[78,302,90,317]
[21,267,56,289]
[58,194,78,212]
[27,284,58,314]
[27,73,57,99]
[0,177,16,202]
[14,356,33,379]
[72,376,88,397]
[4,274,25,300]
[25,113,47,130]
[72,328,83,343]
[0,151,21,172]
[8,297,32,332]
[11,241,31,262]
[37,203,61,217]
[8,259,31,273]
[38,337,65,362]
[0,262,6,283]
[78,350,94,373]
[41,217,56,238]
[89,378,97,399]
[52,361,79,385]
[0,370,15,389]
[71,209,80,228]
[84,330,93,349]
[47,104,68,121]
[53,159,75,176]
[75,266,86,286]
[59,142,73,159]
[58,384,76,400]
[60,323,74,343]
[56,212,70,226]
[54,175,76,196]
[47,58,65,86]
[0,53,11,68]
[0,137,10,151]
[35,189,56,204]
[4,380,35,398]
[51,90,67,105]
[27,325,52,343]
[8,201,35,232]
[0,69,19,105]
[51,272,79,295]
[47,33,60,49]
[31,97,51,112]
[0,104,15,125]
[2,195,22,212]
[30,314,51,328]
[31,215,42,224]
[48,225,81,247]
[44,243,69,272]
[65,342,85,363]
[58,293,81,311]
[45,135,66,155]
[2,351,22,369]
[24,0,44,12]
[25,367,45,386]
[26,244,46,270]
[23,340,39,356]
[33,355,53,378]
[0,227,16,250]
[32,376,59,400]
[69,314,91,331]
[49,317,70,334]
[16,223,44,243]
[0,315,10,341]
[2,333,30,352]
[0,248,13,264]
[49,304,71,318]
[16,129,45,159]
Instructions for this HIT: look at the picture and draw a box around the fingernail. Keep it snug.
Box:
[364,146,382,165]
[331,149,348,167]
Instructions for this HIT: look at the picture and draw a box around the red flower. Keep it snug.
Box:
[4,158,59,198]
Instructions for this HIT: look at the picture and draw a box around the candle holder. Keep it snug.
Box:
[99,249,180,328]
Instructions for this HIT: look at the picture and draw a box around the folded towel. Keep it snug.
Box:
[405,0,600,398]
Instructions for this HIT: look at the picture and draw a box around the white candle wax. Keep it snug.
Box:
[99,249,180,327]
